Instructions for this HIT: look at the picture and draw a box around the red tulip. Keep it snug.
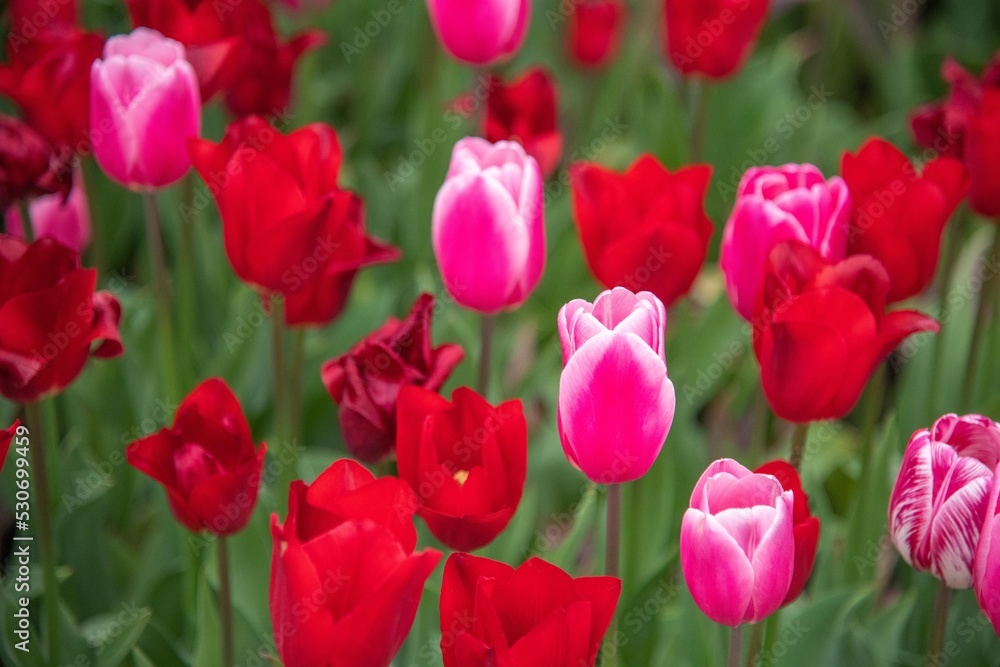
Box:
[568,0,625,68]
[8,0,77,33]
[842,138,968,302]
[663,0,770,79]
[967,89,1000,218]
[396,386,527,551]
[440,553,621,667]
[0,420,20,473]
[270,459,441,667]
[754,460,820,604]
[0,115,72,211]
[321,293,464,463]
[0,237,122,403]
[753,241,939,423]
[189,116,399,326]
[0,26,104,149]
[485,68,563,178]
[126,378,265,535]
[570,156,714,308]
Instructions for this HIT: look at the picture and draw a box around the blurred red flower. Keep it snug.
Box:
[663,0,770,79]
[8,0,77,32]
[485,68,563,177]
[568,0,625,68]
[0,115,72,211]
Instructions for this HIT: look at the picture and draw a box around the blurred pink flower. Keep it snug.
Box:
[6,168,90,253]
[426,0,529,64]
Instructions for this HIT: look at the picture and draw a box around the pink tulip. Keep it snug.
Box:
[720,164,850,320]
[557,287,675,484]
[426,0,529,64]
[90,27,201,190]
[5,167,90,253]
[889,413,1000,588]
[975,464,1000,633]
[433,137,545,313]
[680,459,795,627]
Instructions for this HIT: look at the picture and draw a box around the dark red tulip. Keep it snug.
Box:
[270,459,441,667]
[571,156,714,308]
[189,116,399,326]
[485,68,563,178]
[753,241,939,423]
[663,0,770,79]
[396,386,527,552]
[0,26,104,149]
[842,138,968,302]
[568,0,625,68]
[8,0,77,32]
[321,294,464,463]
[440,553,621,667]
[126,378,265,535]
[0,420,20,473]
[754,460,820,605]
[0,115,72,211]
[0,237,121,403]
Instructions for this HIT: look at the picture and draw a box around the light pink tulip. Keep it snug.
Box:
[975,464,1000,634]
[889,413,1000,589]
[90,27,201,190]
[557,287,675,484]
[5,168,90,253]
[433,137,544,314]
[680,459,795,627]
[426,0,530,64]
[720,164,850,320]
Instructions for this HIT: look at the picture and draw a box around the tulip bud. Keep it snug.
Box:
[889,413,1000,588]
[663,0,770,79]
[557,287,675,484]
[6,167,91,254]
[433,137,545,313]
[681,458,795,627]
[568,0,625,69]
[425,0,529,65]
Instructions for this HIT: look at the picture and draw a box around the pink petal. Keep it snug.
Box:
[680,508,754,627]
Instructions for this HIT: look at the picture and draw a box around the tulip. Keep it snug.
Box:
[270,459,441,667]
[440,553,621,667]
[9,0,77,32]
[0,27,104,149]
[888,414,1000,588]
[975,463,1000,633]
[0,115,72,211]
[663,0,770,79]
[426,0,529,65]
[189,116,400,326]
[754,460,820,604]
[90,28,200,190]
[0,237,122,402]
[321,294,465,463]
[484,68,563,178]
[432,137,545,313]
[967,90,1000,218]
[0,421,20,473]
[6,167,91,254]
[753,241,939,423]
[571,156,714,308]
[842,138,968,302]
[558,287,675,484]
[396,386,527,551]
[126,378,266,535]
[568,0,625,68]
[681,458,795,626]
[720,163,851,320]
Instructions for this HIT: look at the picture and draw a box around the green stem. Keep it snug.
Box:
[604,484,622,667]
[690,81,712,163]
[272,297,295,509]
[477,314,495,397]
[18,200,35,243]
[729,624,745,667]
[927,581,951,666]
[745,622,764,667]
[860,363,887,468]
[25,400,60,664]
[217,536,234,667]
[789,423,810,471]
[928,208,968,414]
[142,192,180,403]
[961,227,1000,408]
[289,329,305,446]
[177,174,198,389]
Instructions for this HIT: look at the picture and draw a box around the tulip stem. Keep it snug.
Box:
[477,314,496,397]
[927,206,968,415]
[728,624,745,667]
[272,297,295,509]
[927,580,952,666]
[689,82,712,163]
[18,200,35,243]
[217,536,234,667]
[745,622,764,667]
[961,227,1000,409]
[789,423,810,471]
[25,400,60,664]
[290,329,305,446]
[142,192,181,404]
[604,483,622,667]
[177,173,198,389]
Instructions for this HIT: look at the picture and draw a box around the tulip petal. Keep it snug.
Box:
[680,508,754,627]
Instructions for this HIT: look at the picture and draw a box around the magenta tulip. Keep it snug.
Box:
[720,164,850,320]
[975,464,1000,633]
[889,413,1000,588]
[426,0,529,65]
[433,137,545,313]
[680,459,795,627]
[5,167,91,254]
[90,28,201,190]
[557,287,675,484]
